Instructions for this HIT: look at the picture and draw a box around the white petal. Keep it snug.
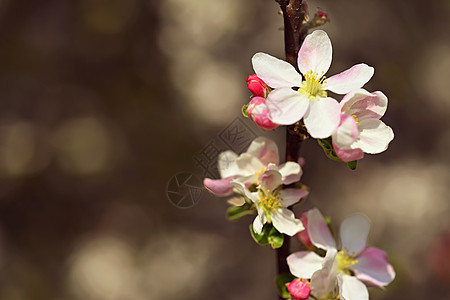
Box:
[311,248,339,298]
[230,178,259,203]
[252,52,302,88]
[279,188,309,207]
[253,212,266,234]
[340,214,370,256]
[287,251,324,279]
[266,88,310,125]
[340,89,388,121]
[235,153,265,175]
[332,114,359,150]
[298,30,332,76]
[307,208,336,250]
[338,274,369,300]
[245,137,280,166]
[278,161,302,184]
[218,151,239,178]
[352,247,396,288]
[271,208,304,236]
[304,97,341,139]
[352,119,394,154]
[258,169,283,192]
[323,64,374,94]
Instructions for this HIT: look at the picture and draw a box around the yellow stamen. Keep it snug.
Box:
[352,114,360,125]
[298,70,328,99]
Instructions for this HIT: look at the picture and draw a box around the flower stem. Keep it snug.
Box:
[275,1,309,299]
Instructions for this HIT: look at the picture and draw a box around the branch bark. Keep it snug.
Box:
[274,1,309,298]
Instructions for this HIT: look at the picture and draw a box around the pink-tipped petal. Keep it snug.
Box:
[307,208,336,250]
[297,210,313,248]
[333,143,364,162]
[340,214,371,256]
[258,169,283,192]
[287,251,324,279]
[278,161,302,184]
[352,119,394,154]
[338,274,369,300]
[252,52,302,88]
[323,64,374,94]
[340,89,388,121]
[203,177,235,196]
[298,30,333,76]
[279,188,309,207]
[266,88,310,125]
[304,97,341,139]
[245,136,280,166]
[352,247,396,288]
[332,114,359,150]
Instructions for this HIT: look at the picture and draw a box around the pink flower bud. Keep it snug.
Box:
[246,74,270,98]
[246,97,278,130]
[296,210,313,248]
[314,9,329,26]
[287,279,311,300]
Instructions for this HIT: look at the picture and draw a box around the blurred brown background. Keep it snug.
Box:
[0,0,448,299]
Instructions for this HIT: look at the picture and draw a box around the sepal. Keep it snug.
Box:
[250,223,284,249]
[318,137,358,170]
[226,201,255,221]
[275,273,296,299]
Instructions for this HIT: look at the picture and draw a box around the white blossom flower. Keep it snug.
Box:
[252,30,374,138]
[331,89,394,162]
[204,137,302,198]
[287,209,395,300]
[231,167,308,236]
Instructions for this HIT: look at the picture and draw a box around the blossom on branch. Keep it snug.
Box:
[332,89,394,162]
[246,97,279,130]
[252,30,374,138]
[231,166,308,236]
[203,137,301,197]
[287,208,395,300]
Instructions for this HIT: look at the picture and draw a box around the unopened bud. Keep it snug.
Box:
[296,210,313,248]
[312,9,329,27]
[246,74,270,98]
[247,97,278,130]
[287,279,311,300]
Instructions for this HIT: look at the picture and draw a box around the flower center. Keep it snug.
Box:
[299,70,328,99]
[352,114,360,125]
[336,250,358,274]
[258,189,283,220]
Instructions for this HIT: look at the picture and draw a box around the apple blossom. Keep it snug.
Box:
[246,74,270,98]
[252,30,374,138]
[247,97,279,130]
[204,137,302,197]
[287,209,395,300]
[331,89,394,162]
[231,167,308,236]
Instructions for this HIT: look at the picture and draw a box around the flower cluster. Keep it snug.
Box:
[203,25,396,300]
[286,209,395,300]
[244,30,393,163]
[204,137,309,238]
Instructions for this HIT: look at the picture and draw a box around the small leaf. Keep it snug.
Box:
[242,104,249,118]
[268,226,284,249]
[226,202,255,221]
[346,160,358,170]
[275,273,296,299]
[249,224,269,246]
[318,138,358,170]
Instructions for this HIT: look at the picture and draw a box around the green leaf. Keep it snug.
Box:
[249,224,269,246]
[346,160,358,170]
[249,223,284,248]
[268,226,284,249]
[242,104,249,118]
[275,273,296,299]
[226,202,255,221]
[318,138,358,170]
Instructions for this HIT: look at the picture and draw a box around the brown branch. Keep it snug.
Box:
[274,1,309,299]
